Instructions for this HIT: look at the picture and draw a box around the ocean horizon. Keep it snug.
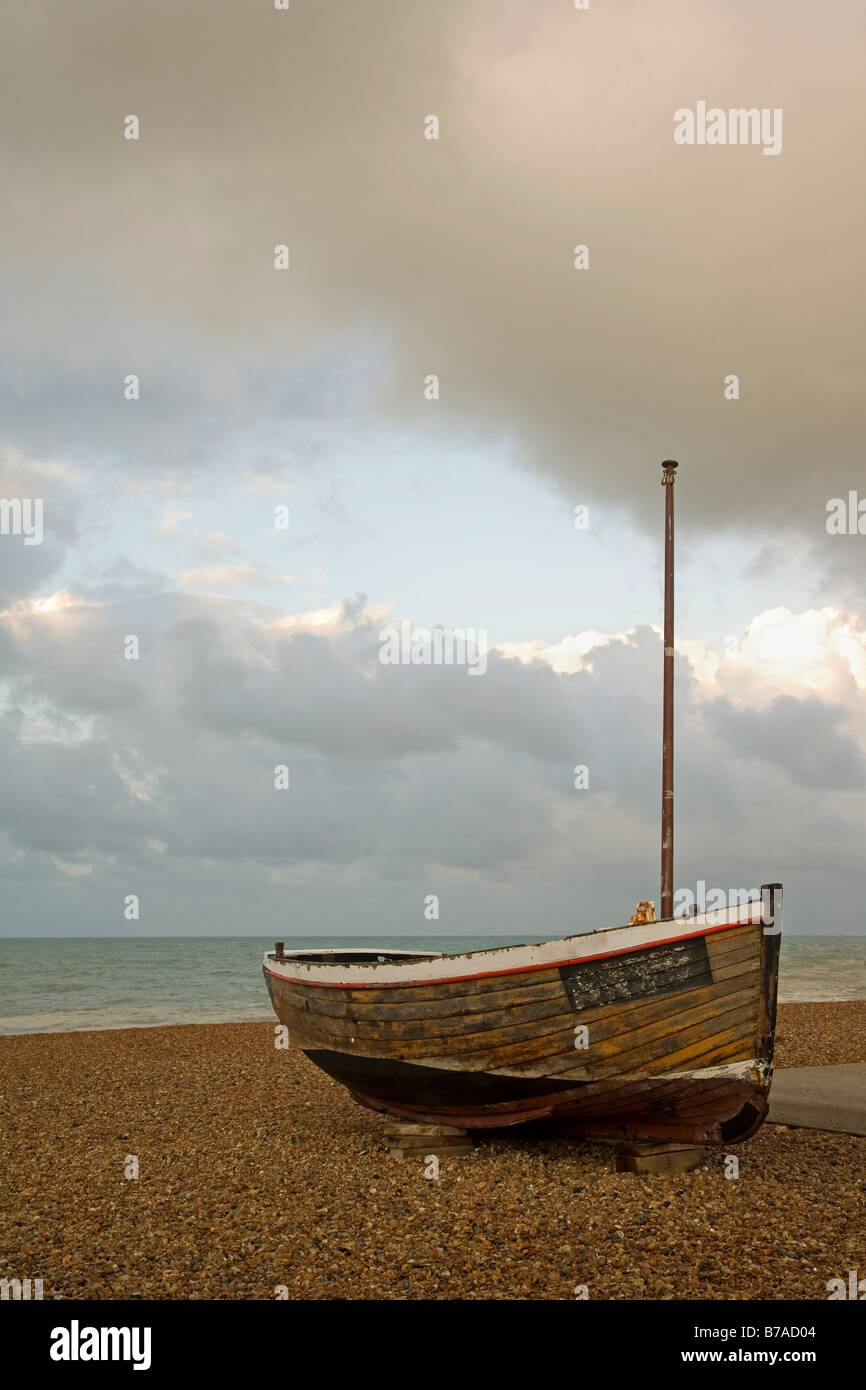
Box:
[1,934,865,1035]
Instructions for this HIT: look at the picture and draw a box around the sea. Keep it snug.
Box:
[0,935,864,1036]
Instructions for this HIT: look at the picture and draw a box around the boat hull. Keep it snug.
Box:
[263,887,781,1145]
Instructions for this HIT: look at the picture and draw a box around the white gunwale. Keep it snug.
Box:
[263,892,778,990]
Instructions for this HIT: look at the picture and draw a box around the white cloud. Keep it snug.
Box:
[149,507,192,538]
[242,469,294,492]
[683,608,866,702]
[267,600,389,635]
[192,531,241,559]
[499,607,866,702]
[175,565,298,589]
[51,856,94,877]
[496,628,638,674]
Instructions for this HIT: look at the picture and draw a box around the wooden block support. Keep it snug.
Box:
[384,1122,473,1161]
[615,1142,705,1175]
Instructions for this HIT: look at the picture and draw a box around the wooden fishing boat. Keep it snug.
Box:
[263,888,781,1144]
[264,461,783,1160]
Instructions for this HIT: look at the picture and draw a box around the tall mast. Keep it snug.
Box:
[660,460,678,919]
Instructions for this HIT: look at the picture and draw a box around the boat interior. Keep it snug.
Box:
[268,948,441,966]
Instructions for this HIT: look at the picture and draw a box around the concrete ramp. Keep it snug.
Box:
[768,1065,866,1136]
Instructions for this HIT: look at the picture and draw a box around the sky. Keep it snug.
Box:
[1,0,865,937]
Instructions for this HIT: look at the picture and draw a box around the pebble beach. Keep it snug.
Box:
[1,1002,864,1301]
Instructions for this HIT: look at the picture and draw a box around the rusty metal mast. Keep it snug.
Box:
[660,460,678,919]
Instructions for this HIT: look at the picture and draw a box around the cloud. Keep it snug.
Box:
[681,608,866,702]
[1,584,865,933]
[497,628,644,675]
[242,468,295,493]
[149,508,192,539]
[704,694,866,791]
[0,452,83,600]
[502,608,866,704]
[192,532,241,559]
[174,565,298,589]
[0,1,863,546]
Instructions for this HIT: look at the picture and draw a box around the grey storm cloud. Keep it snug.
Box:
[1,1,864,545]
[0,591,584,896]
[704,693,866,791]
[0,726,152,857]
[1,586,865,934]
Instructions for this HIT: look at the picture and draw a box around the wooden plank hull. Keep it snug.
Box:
[263,887,782,1144]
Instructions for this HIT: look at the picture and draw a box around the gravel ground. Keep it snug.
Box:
[1,1002,864,1301]
[774,1001,866,1067]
